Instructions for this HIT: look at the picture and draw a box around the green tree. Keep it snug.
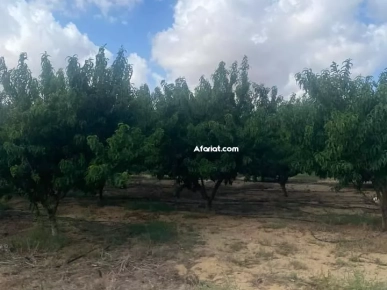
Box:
[86,123,163,197]
[65,46,136,200]
[1,53,82,235]
[150,78,195,189]
[295,60,387,230]
[152,59,250,209]
[240,85,299,196]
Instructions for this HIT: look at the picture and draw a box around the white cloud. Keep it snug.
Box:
[151,72,164,87]
[152,0,387,97]
[127,53,149,87]
[0,0,103,76]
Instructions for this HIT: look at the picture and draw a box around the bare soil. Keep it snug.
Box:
[1,177,387,290]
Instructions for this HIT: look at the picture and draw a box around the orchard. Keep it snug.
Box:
[1,48,387,289]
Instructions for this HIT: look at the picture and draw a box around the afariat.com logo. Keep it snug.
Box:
[193,146,239,152]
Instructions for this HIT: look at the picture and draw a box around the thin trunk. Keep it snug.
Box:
[280,182,288,197]
[376,188,381,200]
[47,208,58,236]
[30,202,41,223]
[41,192,60,237]
[207,179,222,209]
[199,178,210,209]
[98,181,106,201]
[173,182,186,205]
[31,202,40,217]
[372,179,387,231]
[173,184,185,199]
[381,190,387,232]
[98,187,103,201]
[279,174,289,197]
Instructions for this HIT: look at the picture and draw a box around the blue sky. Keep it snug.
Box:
[52,0,175,58]
[52,0,176,86]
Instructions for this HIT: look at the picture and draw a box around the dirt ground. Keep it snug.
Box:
[1,177,387,290]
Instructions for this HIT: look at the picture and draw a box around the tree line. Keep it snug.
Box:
[1,47,387,235]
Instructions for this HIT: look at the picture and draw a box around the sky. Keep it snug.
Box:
[1,0,387,97]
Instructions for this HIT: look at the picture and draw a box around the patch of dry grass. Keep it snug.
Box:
[258,238,272,246]
[289,260,308,270]
[255,248,275,260]
[317,213,380,228]
[275,241,298,256]
[331,234,387,261]
[228,241,246,252]
[3,180,387,290]
[261,221,288,229]
[5,224,69,254]
[308,270,387,290]
[335,258,350,268]
[195,279,240,290]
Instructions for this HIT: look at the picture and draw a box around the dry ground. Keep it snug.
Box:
[1,176,387,290]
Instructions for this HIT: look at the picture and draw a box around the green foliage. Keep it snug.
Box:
[86,123,143,188]
[3,45,387,233]
[239,84,299,195]
[293,59,379,183]
[149,58,264,206]
[293,60,387,229]
[1,53,77,217]
[0,47,151,234]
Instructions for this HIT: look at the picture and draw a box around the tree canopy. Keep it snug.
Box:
[1,48,387,234]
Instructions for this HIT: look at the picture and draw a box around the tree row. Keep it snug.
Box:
[1,47,387,235]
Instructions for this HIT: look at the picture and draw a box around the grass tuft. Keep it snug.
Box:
[310,270,387,290]
[128,220,178,243]
[317,213,380,228]
[196,281,239,290]
[7,225,69,253]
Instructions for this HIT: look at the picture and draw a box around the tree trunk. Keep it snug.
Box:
[32,202,40,218]
[97,181,106,201]
[98,187,104,201]
[173,182,186,205]
[376,188,381,200]
[278,174,289,197]
[280,182,288,197]
[380,190,387,231]
[47,208,58,236]
[372,179,387,231]
[207,179,222,209]
[199,178,211,210]
[173,183,185,198]
[41,193,60,237]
